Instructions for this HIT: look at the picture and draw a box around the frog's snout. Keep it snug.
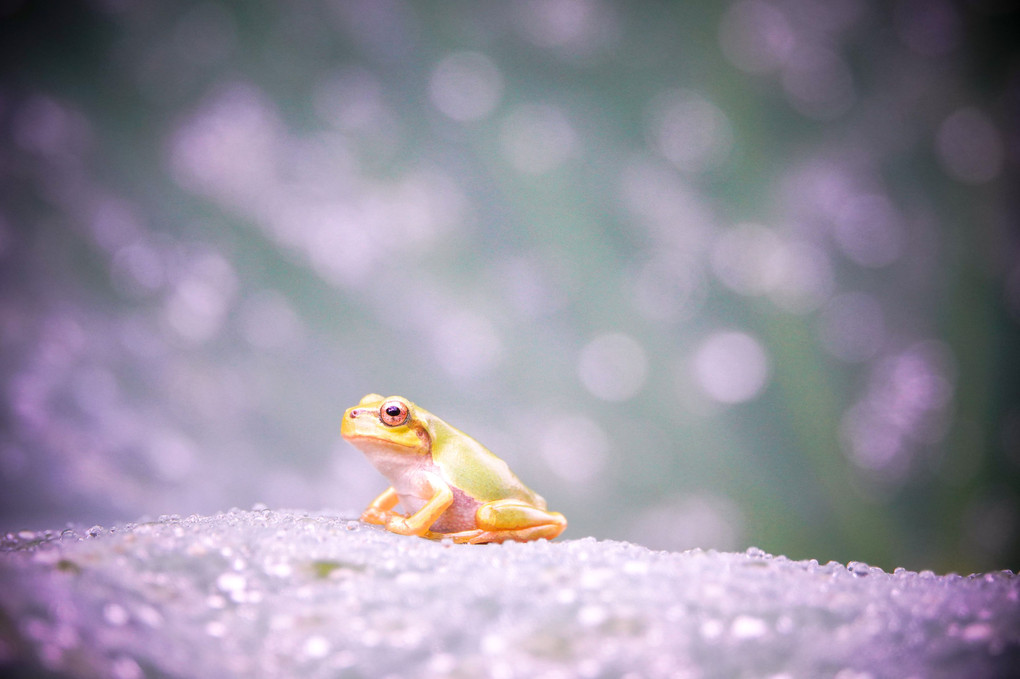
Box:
[341,408,360,437]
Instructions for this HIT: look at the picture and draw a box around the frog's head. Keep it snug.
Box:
[341,393,431,457]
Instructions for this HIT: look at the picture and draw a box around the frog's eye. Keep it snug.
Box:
[379,400,410,427]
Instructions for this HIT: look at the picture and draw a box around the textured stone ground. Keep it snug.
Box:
[1,508,1018,678]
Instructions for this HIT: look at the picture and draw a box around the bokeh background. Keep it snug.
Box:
[0,0,1017,574]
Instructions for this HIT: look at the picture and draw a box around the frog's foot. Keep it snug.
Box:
[360,508,400,526]
[437,499,567,544]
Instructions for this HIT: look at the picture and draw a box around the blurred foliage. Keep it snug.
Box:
[0,0,1017,573]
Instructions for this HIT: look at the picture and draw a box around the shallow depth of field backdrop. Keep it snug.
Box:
[0,1,1017,574]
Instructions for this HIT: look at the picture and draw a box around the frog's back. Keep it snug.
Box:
[429,418,545,507]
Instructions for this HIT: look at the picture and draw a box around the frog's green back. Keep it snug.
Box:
[427,414,545,507]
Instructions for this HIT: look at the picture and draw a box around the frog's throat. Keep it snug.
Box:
[352,438,433,481]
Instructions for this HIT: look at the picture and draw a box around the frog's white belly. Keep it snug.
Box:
[360,445,481,533]
[397,486,480,533]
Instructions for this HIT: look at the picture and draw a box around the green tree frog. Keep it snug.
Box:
[341,394,567,544]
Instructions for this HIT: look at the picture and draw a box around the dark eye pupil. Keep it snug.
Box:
[386,406,401,417]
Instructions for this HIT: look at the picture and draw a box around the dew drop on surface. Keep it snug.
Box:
[482,633,506,654]
[103,603,130,626]
[622,560,649,576]
[216,571,246,593]
[428,652,457,674]
[848,561,870,576]
[960,622,994,642]
[577,604,609,627]
[205,620,226,638]
[731,615,768,639]
[265,561,293,578]
[701,618,725,640]
[110,655,144,679]
[302,635,331,659]
[134,604,163,629]
[555,587,578,605]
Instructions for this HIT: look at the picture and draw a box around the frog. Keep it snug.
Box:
[341,394,567,544]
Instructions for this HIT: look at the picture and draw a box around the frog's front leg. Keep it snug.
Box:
[360,486,401,525]
[444,499,567,544]
[381,473,454,537]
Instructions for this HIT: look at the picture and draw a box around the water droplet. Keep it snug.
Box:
[205,620,226,638]
[848,561,870,576]
[103,603,129,626]
[701,618,725,640]
[216,572,246,592]
[960,622,993,642]
[110,655,143,679]
[577,604,609,627]
[731,615,768,639]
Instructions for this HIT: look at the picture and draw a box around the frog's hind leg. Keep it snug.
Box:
[462,499,567,544]
[426,528,486,543]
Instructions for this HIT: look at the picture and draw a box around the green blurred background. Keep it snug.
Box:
[1,0,1017,574]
